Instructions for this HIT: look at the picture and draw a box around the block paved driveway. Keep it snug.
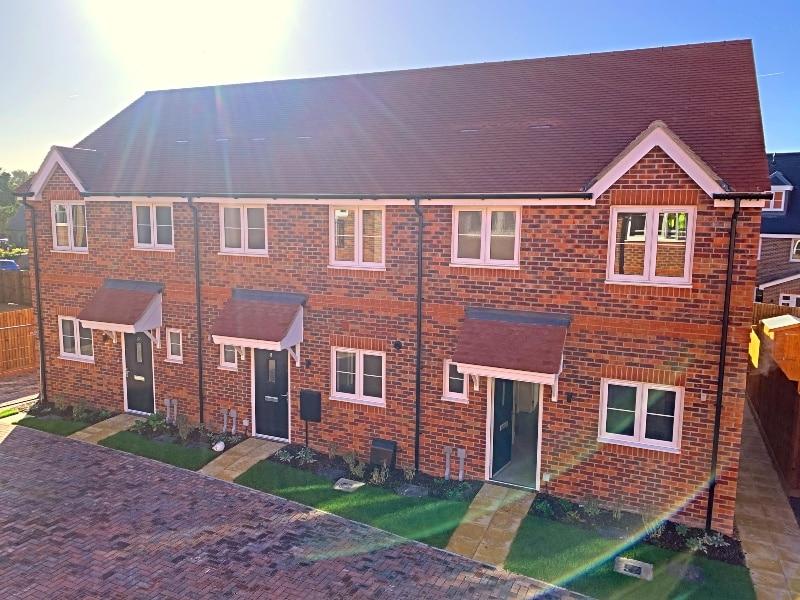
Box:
[0,425,564,600]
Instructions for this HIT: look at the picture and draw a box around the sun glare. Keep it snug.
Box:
[79,0,300,91]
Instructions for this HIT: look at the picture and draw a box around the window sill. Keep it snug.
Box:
[59,354,94,364]
[597,437,680,454]
[604,279,692,289]
[328,264,386,272]
[218,364,237,372]
[165,358,183,364]
[52,248,88,254]
[132,247,175,252]
[218,251,269,258]
[330,394,386,408]
[449,262,520,270]
[441,395,468,404]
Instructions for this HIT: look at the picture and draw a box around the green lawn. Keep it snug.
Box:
[235,460,469,548]
[505,516,755,600]
[99,431,218,471]
[15,416,90,436]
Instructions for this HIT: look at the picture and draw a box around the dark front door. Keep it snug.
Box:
[254,349,289,439]
[492,378,514,476]
[124,332,154,413]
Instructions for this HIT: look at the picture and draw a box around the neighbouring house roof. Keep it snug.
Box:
[762,153,800,235]
[211,289,306,350]
[453,309,571,384]
[78,279,163,333]
[23,40,768,197]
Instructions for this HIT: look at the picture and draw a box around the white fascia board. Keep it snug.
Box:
[761,234,800,239]
[455,362,557,386]
[28,148,87,201]
[86,196,188,203]
[587,127,726,200]
[713,199,765,208]
[79,320,136,333]
[758,272,800,289]
[211,335,282,351]
[191,197,594,207]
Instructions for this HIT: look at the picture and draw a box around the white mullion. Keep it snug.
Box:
[66,203,75,248]
[481,208,490,263]
[356,351,364,398]
[635,383,647,442]
[241,206,249,252]
[148,204,156,246]
[645,209,656,281]
[356,208,364,265]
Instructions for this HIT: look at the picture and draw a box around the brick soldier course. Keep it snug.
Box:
[0,424,585,600]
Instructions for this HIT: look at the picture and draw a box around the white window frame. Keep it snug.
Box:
[450,207,521,268]
[606,206,696,286]
[133,203,174,250]
[329,207,385,269]
[442,360,468,403]
[51,201,88,252]
[779,294,800,308]
[166,329,183,363]
[330,347,386,406]
[789,239,800,263]
[765,186,791,212]
[58,316,94,363]
[219,344,238,371]
[219,205,268,256]
[598,378,683,452]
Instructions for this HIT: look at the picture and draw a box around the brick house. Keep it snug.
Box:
[757,153,800,304]
[18,40,769,533]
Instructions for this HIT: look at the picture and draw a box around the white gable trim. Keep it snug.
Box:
[758,273,800,289]
[587,127,726,200]
[27,148,87,201]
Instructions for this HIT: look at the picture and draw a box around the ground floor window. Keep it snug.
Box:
[779,294,800,307]
[58,316,93,362]
[219,344,238,370]
[598,379,683,451]
[442,360,468,403]
[166,329,182,362]
[331,347,385,406]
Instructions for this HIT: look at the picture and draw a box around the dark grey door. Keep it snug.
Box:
[492,378,514,476]
[254,349,289,439]
[124,332,154,413]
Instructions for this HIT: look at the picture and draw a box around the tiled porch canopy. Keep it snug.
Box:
[453,308,571,389]
[78,279,163,333]
[210,289,306,355]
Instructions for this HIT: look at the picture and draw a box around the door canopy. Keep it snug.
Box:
[78,279,163,334]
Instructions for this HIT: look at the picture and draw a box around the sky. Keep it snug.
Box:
[1,0,799,172]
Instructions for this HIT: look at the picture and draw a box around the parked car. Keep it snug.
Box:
[0,259,20,270]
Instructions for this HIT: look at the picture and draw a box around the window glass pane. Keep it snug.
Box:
[334,209,355,262]
[362,354,383,398]
[605,383,636,437]
[448,362,464,395]
[54,205,70,247]
[361,209,382,263]
[268,358,276,383]
[613,212,646,276]
[246,208,266,250]
[773,191,784,210]
[645,415,675,442]
[224,208,242,248]
[79,323,93,357]
[223,345,236,364]
[654,212,687,278]
[489,211,516,261]
[61,319,75,354]
[335,350,356,394]
[792,240,800,261]
[155,206,173,246]
[136,206,152,245]
[647,388,676,416]
[606,408,635,436]
[169,331,181,357]
[72,204,87,248]
[457,211,482,259]
[607,384,637,411]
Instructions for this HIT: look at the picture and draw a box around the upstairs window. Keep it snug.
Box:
[58,316,93,362]
[133,203,173,249]
[607,206,695,285]
[765,187,791,212]
[330,207,384,268]
[451,208,520,267]
[220,206,267,255]
[52,202,88,251]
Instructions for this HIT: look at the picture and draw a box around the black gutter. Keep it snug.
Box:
[81,192,594,201]
[705,195,743,532]
[186,197,205,424]
[413,197,424,472]
[21,196,47,403]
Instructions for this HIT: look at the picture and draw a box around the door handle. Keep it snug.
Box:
[279,394,288,399]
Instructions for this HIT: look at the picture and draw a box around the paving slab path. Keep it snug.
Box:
[736,403,800,600]
[446,483,536,567]
[199,436,285,481]
[0,423,576,599]
[68,413,140,444]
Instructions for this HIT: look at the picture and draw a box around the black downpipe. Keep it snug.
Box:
[22,198,47,402]
[187,197,205,424]
[413,198,424,471]
[706,196,741,532]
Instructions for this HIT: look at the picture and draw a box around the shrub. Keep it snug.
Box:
[675,523,690,538]
[402,465,416,482]
[581,494,601,517]
[532,499,555,519]
[176,414,191,441]
[370,462,389,486]
[327,442,339,460]
[350,461,365,479]
[274,448,293,462]
[71,399,88,421]
[296,446,316,465]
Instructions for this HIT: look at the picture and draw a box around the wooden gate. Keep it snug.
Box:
[0,308,37,377]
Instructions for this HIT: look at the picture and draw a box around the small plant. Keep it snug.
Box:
[274,448,293,463]
[581,494,601,517]
[370,462,390,486]
[402,465,416,482]
[611,495,624,521]
[176,414,191,441]
[71,399,88,421]
[639,504,663,534]
[53,394,68,412]
[350,461,366,479]
[343,451,357,470]
[95,409,112,421]
[675,523,690,538]
[327,442,339,460]
[297,446,316,465]
[650,523,665,539]
[686,535,707,553]
[564,510,585,525]
[532,499,555,519]
[704,532,729,548]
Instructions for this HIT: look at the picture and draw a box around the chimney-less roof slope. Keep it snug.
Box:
[73,40,768,196]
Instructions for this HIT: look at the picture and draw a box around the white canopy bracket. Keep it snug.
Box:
[287,344,300,367]
[103,330,117,343]
[143,328,161,349]
[471,374,480,391]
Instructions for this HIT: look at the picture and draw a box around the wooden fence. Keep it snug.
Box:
[0,270,32,306]
[752,302,800,325]
[0,308,37,377]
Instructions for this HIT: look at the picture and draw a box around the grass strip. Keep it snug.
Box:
[505,515,755,600]
[99,431,217,471]
[16,416,90,436]
[236,460,468,548]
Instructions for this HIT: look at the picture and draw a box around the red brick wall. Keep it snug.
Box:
[29,149,759,534]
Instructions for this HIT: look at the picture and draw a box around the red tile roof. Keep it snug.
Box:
[453,310,570,375]
[60,40,766,196]
[211,299,301,343]
[78,284,161,327]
